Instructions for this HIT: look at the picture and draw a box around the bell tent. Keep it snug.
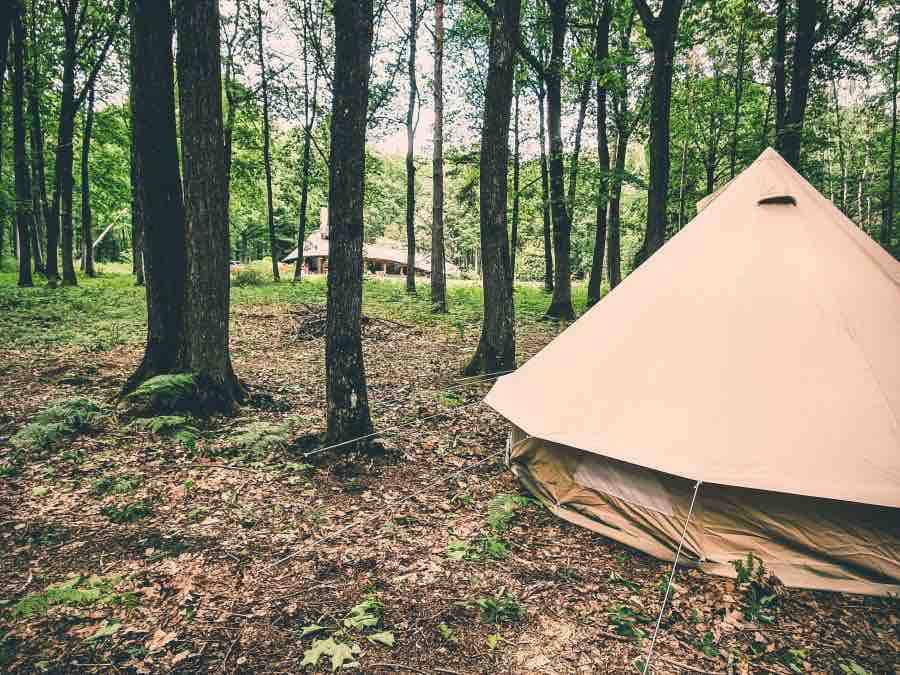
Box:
[486,148,900,596]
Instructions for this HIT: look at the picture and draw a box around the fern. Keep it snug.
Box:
[223,421,291,461]
[486,493,531,533]
[129,415,199,448]
[11,575,138,619]
[10,398,103,453]
[126,374,196,412]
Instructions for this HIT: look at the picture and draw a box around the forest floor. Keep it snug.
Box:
[0,264,897,675]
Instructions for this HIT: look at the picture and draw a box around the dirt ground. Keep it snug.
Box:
[0,303,897,674]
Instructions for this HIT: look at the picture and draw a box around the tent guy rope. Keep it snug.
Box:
[642,479,702,675]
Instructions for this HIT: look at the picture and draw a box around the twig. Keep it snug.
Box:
[369,664,428,674]
[220,627,242,672]
[654,657,725,675]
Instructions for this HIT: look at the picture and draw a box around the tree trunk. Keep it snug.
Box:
[175,0,246,412]
[781,0,816,168]
[53,34,77,286]
[27,35,45,274]
[567,76,591,218]
[80,82,95,276]
[293,0,318,283]
[463,0,519,376]
[884,9,900,251]
[633,0,684,268]
[537,82,553,292]
[12,5,32,287]
[774,0,787,150]
[729,0,748,179]
[0,2,11,270]
[255,0,279,281]
[325,0,375,445]
[544,0,574,321]
[404,0,418,293]
[124,0,188,392]
[608,127,628,288]
[510,90,520,284]
[294,126,313,282]
[430,0,447,312]
[587,0,611,307]
[129,83,144,286]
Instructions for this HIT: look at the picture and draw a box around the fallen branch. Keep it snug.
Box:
[654,657,726,675]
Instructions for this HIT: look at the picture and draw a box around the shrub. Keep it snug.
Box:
[10,398,103,454]
[231,268,265,287]
[732,553,780,624]
[476,591,524,624]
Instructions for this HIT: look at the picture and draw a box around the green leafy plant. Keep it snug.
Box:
[698,631,719,657]
[840,661,873,675]
[610,571,641,593]
[130,415,199,449]
[231,268,265,287]
[92,472,141,497]
[607,604,652,641]
[486,493,530,533]
[437,622,458,644]
[781,648,808,673]
[100,500,152,524]
[11,575,138,618]
[343,598,383,630]
[125,374,196,412]
[300,637,360,672]
[220,421,291,462]
[732,553,778,624]
[476,591,524,624]
[298,596,395,670]
[11,398,103,453]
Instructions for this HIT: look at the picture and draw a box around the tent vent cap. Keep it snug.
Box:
[757,194,797,206]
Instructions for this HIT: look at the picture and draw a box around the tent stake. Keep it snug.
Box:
[642,479,702,674]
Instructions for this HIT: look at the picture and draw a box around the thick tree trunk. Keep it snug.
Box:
[80,82,95,276]
[405,0,418,293]
[632,0,684,268]
[175,0,246,412]
[255,0,279,281]
[510,91,519,284]
[774,0,787,150]
[781,0,816,168]
[325,0,375,446]
[430,0,447,312]
[124,0,187,392]
[12,6,32,287]
[544,0,574,321]
[464,0,519,376]
[537,83,553,292]
[587,0,611,307]
[884,10,900,251]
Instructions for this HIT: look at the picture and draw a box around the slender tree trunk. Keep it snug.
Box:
[774,0,787,150]
[831,79,847,213]
[544,0,574,320]
[884,9,900,251]
[294,126,313,282]
[405,0,418,292]
[781,0,817,168]
[12,5,32,286]
[27,43,45,274]
[124,0,187,392]
[255,0,279,281]
[464,0,519,376]
[53,32,78,286]
[0,3,12,270]
[325,0,375,445]
[129,83,144,286]
[537,82,553,292]
[430,0,447,312]
[633,0,684,267]
[175,0,246,411]
[80,82,96,276]
[567,76,591,218]
[608,127,628,288]
[510,90,520,284]
[729,0,748,179]
[294,0,318,283]
[587,0,611,307]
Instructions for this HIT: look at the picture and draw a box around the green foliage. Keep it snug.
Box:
[10,398,103,454]
[129,415,199,448]
[100,500,152,524]
[607,604,653,641]
[342,598,383,631]
[437,622,458,644]
[732,553,778,624]
[126,374,197,412]
[485,493,530,533]
[231,268,266,287]
[91,472,141,497]
[782,648,808,673]
[840,661,873,675]
[11,575,138,619]
[475,591,524,624]
[220,421,291,461]
[298,596,394,671]
[698,631,719,658]
[300,637,360,672]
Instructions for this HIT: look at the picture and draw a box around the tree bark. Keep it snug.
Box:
[255,0,279,281]
[567,77,591,219]
[884,8,900,251]
[537,81,553,292]
[587,0,611,307]
[0,1,12,271]
[405,0,418,293]
[430,0,447,312]
[175,0,245,411]
[608,126,628,288]
[12,4,32,287]
[26,12,45,275]
[632,0,684,268]
[463,0,519,376]
[774,0,787,150]
[544,0,574,320]
[325,0,375,445]
[80,82,96,276]
[293,0,319,283]
[781,0,817,168]
[124,0,187,391]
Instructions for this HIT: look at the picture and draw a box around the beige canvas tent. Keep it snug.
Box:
[486,148,900,596]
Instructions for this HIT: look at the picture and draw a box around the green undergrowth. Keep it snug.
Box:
[10,575,139,619]
[0,264,595,350]
[10,398,104,455]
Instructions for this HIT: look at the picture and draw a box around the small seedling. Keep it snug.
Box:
[437,622,458,644]
[781,648,808,674]
[732,553,779,624]
[698,631,719,657]
[101,500,152,524]
[608,604,652,641]
[476,591,524,624]
[486,493,530,533]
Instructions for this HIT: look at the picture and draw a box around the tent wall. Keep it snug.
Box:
[510,430,900,597]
